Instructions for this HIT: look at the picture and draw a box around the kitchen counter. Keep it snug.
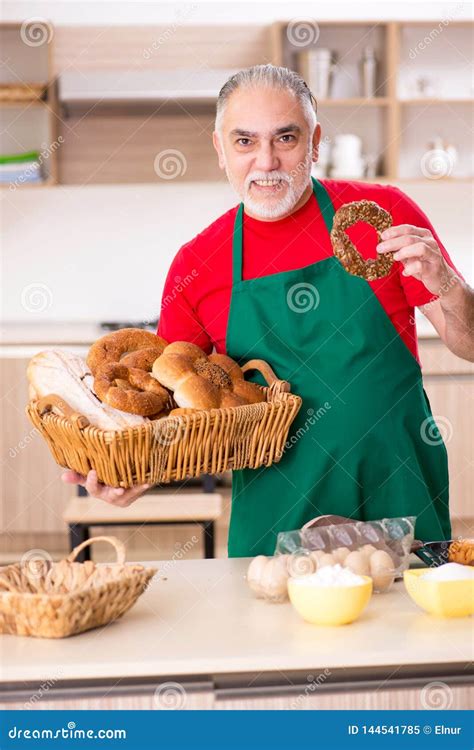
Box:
[1,558,472,710]
[0,318,439,358]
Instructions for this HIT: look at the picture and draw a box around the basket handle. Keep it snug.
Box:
[67,535,126,565]
[36,394,90,429]
[241,359,291,395]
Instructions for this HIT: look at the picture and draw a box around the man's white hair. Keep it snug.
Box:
[215,64,318,135]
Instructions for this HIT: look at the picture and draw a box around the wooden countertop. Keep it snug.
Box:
[1,558,472,686]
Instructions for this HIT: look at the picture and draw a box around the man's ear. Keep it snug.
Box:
[311,123,322,163]
[212,130,226,171]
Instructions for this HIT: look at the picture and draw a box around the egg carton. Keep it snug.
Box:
[274,516,416,593]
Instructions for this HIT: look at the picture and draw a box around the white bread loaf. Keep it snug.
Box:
[27,350,146,430]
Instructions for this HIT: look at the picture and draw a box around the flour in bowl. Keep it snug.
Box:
[291,563,366,587]
[422,563,474,581]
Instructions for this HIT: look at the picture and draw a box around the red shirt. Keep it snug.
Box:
[158,180,459,363]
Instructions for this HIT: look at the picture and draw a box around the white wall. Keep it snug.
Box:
[2,180,472,322]
[3,1,472,25]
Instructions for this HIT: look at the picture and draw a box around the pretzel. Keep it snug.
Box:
[93,363,170,416]
[330,200,394,281]
[448,539,474,566]
[87,328,168,375]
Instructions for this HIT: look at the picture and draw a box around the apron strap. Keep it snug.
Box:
[232,203,244,284]
[311,176,335,234]
[232,178,335,284]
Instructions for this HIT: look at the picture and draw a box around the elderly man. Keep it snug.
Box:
[64,65,474,557]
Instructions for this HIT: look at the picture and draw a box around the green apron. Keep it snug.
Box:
[225,177,451,557]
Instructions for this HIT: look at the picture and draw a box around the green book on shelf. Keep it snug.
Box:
[0,151,40,164]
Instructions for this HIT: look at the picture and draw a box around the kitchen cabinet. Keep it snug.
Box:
[419,339,474,533]
[0,558,472,710]
[1,336,472,555]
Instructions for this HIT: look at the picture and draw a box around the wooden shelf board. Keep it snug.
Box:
[399,98,474,105]
[318,97,390,106]
[0,175,56,190]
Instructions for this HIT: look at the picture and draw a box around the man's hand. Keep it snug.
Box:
[376,223,456,297]
[378,223,474,361]
[62,470,151,507]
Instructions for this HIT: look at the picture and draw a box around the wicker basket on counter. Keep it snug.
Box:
[0,536,156,638]
[26,359,302,488]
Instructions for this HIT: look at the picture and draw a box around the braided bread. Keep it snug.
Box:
[330,200,394,281]
[448,539,474,566]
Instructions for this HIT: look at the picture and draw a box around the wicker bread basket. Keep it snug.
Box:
[0,536,156,638]
[26,359,302,488]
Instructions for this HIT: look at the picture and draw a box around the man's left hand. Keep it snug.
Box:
[377,224,454,297]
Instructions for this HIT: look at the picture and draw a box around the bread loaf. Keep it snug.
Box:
[27,350,147,430]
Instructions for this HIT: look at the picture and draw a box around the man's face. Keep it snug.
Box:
[213,86,320,220]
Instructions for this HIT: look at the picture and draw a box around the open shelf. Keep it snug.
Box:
[0,23,59,188]
[271,19,473,183]
[2,19,472,185]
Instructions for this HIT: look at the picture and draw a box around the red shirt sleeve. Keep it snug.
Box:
[388,186,464,307]
[157,242,213,353]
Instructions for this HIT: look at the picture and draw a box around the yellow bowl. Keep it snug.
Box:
[404,569,474,618]
[287,576,373,626]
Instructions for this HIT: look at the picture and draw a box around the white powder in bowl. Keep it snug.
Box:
[291,563,366,587]
[422,563,474,581]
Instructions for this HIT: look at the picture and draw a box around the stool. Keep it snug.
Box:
[63,492,223,561]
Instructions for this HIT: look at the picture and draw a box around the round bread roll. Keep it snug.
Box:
[152,343,266,410]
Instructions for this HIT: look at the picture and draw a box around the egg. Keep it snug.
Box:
[288,553,316,578]
[261,557,290,601]
[309,550,327,569]
[332,546,351,564]
[360,544,378,559]
[318,553,337,568]
[246,555,268,597]
[369,550,395,592]
[344,551,370,576]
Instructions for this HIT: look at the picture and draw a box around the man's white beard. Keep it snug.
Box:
[223,152,313,220]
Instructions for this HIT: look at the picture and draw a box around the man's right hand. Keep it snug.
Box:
[62,469,151,507]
